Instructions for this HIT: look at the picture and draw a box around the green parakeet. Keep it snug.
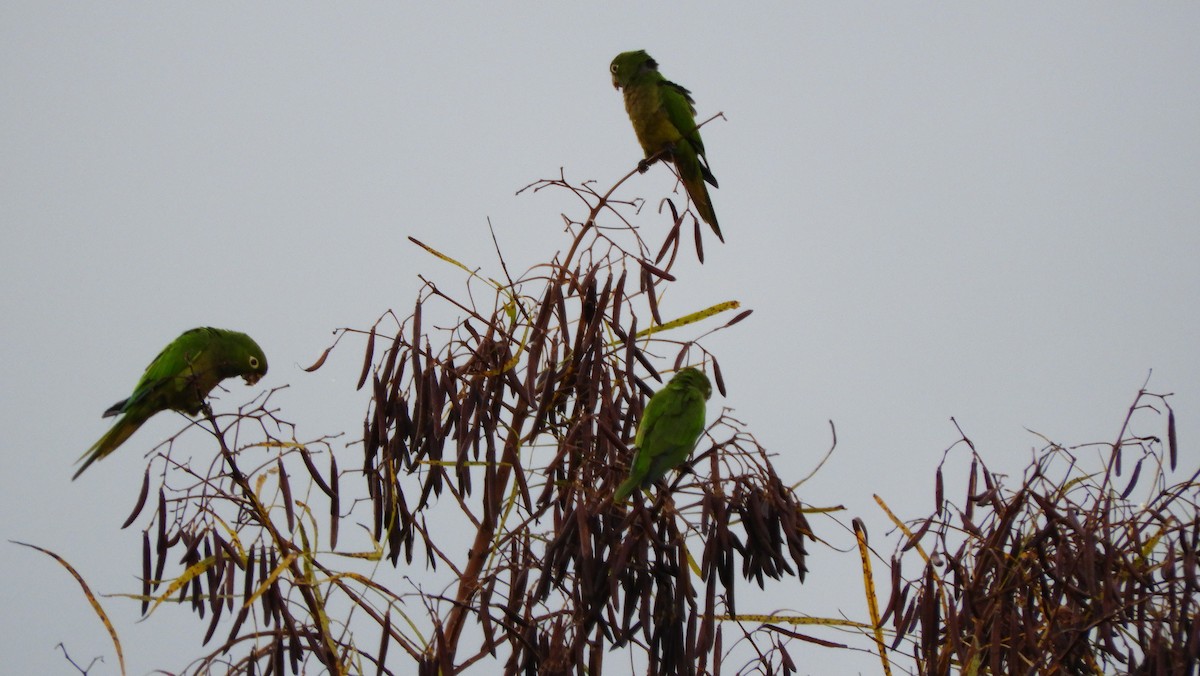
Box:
[74,327,268,480]
[610,50,723,242]
[614,367,712,502]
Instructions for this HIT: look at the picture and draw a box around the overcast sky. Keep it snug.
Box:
[3,4,1198,674]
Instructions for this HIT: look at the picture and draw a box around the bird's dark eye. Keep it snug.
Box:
[610,64,619,74]
[249,356,260,369]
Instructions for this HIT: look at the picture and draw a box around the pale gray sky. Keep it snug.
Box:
[3,4,1198,674]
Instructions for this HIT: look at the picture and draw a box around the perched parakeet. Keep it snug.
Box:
[614,367,712,501]
[74,327,268,480]
[610,50,723,242]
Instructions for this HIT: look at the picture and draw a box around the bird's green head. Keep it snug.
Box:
[610,50,657,90]
[672,367,712,400]
[222,329,269,385]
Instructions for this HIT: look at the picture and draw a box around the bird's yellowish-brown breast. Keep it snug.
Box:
[622,85,684,156]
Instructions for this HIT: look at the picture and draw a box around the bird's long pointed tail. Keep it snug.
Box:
[680,171,724,242]
[73,417,143,480]
[613,476,642,502]
[674,146,724,242]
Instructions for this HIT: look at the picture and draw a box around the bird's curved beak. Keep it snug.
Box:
[244,373,263,386]
[612,79,621,90]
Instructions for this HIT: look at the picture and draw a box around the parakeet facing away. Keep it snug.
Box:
[610,50,723,242]
[614,367,712,502]
[74,327,268,480]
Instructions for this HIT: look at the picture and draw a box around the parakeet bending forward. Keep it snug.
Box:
[74,327,268,480]
[614,367,712,501]
[610,50,723,242]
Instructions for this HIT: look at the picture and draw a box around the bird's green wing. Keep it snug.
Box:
[613,388,675,501]
[661,82,718,190]
[641,389,707,482]
[118,328,222,417]
[118,327,267,418]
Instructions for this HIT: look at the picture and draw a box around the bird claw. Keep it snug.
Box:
[638,150,670,174]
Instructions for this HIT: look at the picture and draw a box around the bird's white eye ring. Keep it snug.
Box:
[249,357,260,369]
[610,64,619,74]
